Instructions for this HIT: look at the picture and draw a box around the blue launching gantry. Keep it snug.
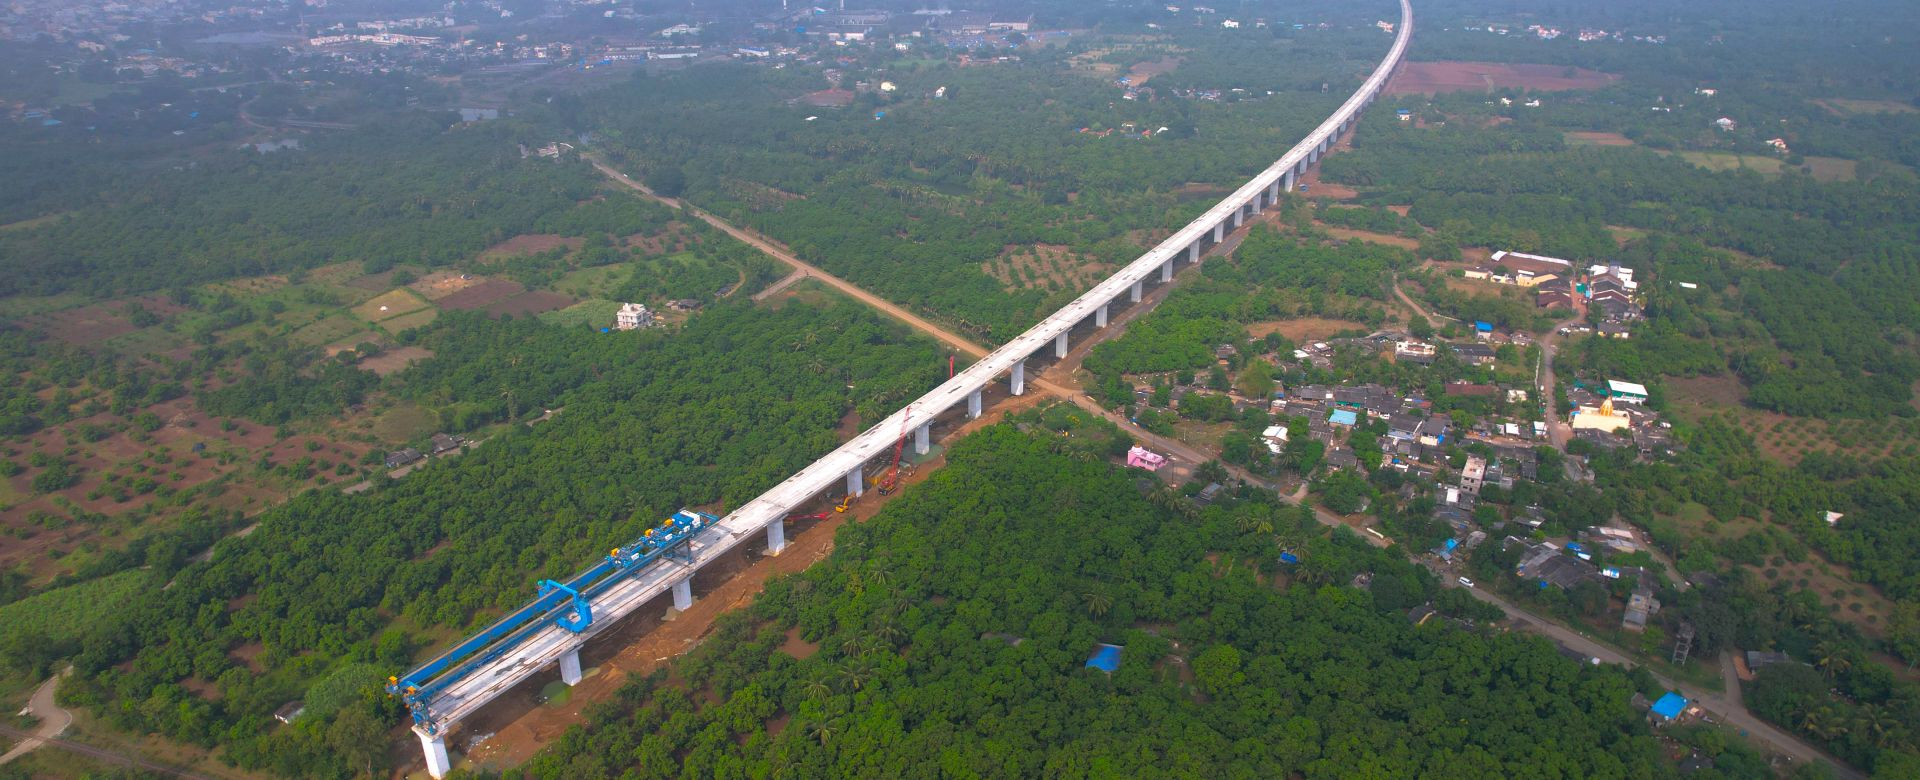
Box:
[387,509,717,733]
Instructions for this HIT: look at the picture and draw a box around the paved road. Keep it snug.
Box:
[1462,587,1863,779]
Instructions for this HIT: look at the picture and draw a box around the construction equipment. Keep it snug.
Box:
[386,509,717,734]
[834,494,856,513]
[785,512,829,523]
[876,406,913,496]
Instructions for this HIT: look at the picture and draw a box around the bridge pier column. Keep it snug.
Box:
[672,577,693,612]
[419,732,452,779]
[1212,223,1224,243]
[1161,260,1173,282]
[1188,242,1200,264]
[1250,195,1262,214]
[767,519,786,555]
[1269,181,1282,202]
[1054,332,1069,358]
[847,467,863,498]
[1284,170,1295,192]
[559,648,582,686]
[967,389,982,419]
[914,422,930,455]
[1095,303,1108,328]
[1130,280,1142,303]
[1309,148,1319,164]
[1233,209,1244,228]
[1011,361,1025,396]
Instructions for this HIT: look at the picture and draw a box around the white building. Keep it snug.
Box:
[615,302,654,330]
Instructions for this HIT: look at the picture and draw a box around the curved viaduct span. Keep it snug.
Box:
[408,1,1411,773]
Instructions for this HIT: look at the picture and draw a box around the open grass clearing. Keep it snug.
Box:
[356,345,434,376]
[554,264,631,299]
[1247,318,1372,343]
[1816,98,1918,115]
[1319,225,1421,250]
[378,307,439,334]
[1565,131,1633,147]
[349,288,431,324]
[365,402,439,443]
[539,298,622,330]
[1676,151,1785,174]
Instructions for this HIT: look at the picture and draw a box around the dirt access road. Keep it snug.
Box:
[1464,587,1864,779]
[0,669,70,765]
[586,154,993,361]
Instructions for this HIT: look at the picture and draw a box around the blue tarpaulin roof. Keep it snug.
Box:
[1475,321,1493,332]
[1085,644,1123,672]
[1651,692,1687,720]
[1328,409,1358,426]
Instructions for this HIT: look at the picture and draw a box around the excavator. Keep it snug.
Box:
[834,493,856,513]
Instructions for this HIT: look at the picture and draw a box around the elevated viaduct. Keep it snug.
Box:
[403,1,1412,773]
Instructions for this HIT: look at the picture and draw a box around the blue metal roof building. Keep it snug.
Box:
[1328,409,1359,426]
[1085,644,1123,673]
[1651,692,1687,720]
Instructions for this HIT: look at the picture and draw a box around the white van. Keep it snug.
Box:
[1458,577,1475,588]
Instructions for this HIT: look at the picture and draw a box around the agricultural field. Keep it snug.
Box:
[1564,131,1635,147]
[1815,98,1918,115]
[349,288,433,325]
[539,299,623,330]
[0,568,155,644]
[1665,375,1920,464]
[1385,61,1620,95]
[984,244,1112,293]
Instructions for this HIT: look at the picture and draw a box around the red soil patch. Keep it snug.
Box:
[410,270,490,301]
[0,395,377,579]
[436,279,526,311]
[1386,61,1620,95]
[1125,56,1181,86]
[356,345,435,376]
[482,291,575,318]
[479,234,581,261]
[779,626,820,659]
[15,305,135,345]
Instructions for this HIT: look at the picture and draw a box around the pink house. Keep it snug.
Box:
[1126,446,1167,471]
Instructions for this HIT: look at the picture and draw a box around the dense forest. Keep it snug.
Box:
[1,301,945,777]
[581,18,1395,342]
[0,113,607,297]
[511,424,1683,779]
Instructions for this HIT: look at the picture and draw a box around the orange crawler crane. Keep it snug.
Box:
[876,405,914,496]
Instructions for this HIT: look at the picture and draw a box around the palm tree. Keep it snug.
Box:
[1799,706,1847,741]
[1812,641,1852,681]
[804,672,832,701]
[805,719,838,747]
[840,662,872,692]
[1236,510,1274,535]
[1853,704,1899,749]
[1083,589,1113,617]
